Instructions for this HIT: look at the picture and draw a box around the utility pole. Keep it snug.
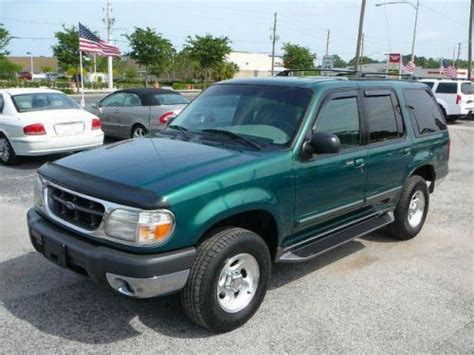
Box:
[271,12,278,76]
[410,0,420,63]
[104,0,115,90]
[455,42,461,68]
[355,0,367,71]
[361,33,365,61]
[469,0,473,79]
[326,29,330,56]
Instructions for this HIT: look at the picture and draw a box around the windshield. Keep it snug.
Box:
[170,84,313,147]
[154,93,190,105]
[461,82,474,95]
[12,93,80,112]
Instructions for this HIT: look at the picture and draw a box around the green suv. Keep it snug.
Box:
[28,75,449,332]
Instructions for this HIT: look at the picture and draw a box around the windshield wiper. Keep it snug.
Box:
[167,124,190,140]
[201,129,262,150]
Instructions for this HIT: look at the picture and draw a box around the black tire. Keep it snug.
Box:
[131,124,147,138]
[0,136,19,165]
[389,175,429,240]
[181,227,271,333]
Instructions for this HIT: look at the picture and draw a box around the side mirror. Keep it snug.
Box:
[302,132,340,158]
[91,102,101,110]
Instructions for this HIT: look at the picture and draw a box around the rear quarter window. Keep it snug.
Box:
[422,81,435,89]
[435,82,457,94]
[461,82,474,95]
[403,89,447,135]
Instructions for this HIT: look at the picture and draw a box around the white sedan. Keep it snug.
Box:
[0,88,104,165]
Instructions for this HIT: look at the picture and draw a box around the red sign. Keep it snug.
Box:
[389,53,401,64]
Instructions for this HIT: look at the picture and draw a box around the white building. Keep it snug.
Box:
[226,51,286,78]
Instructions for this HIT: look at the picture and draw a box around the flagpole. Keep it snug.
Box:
[79,50,85,108]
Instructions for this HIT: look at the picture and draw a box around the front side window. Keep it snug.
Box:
[404,89,447,135]
[154,94,190,105]
[12,92,79,112]
[436,83,457,94]
[422,81,435,89]
[315,96,360,149]
[365,94,401,143]
[170,84,313,147]
[101,93,126,107]
[123,93,142,107]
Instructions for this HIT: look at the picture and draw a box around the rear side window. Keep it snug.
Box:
[315,96,360,149]
[404,89,447,135]
[461,83,474,94]
[154,94,190,105]
[365,94,402,143]
[436,83,457,94]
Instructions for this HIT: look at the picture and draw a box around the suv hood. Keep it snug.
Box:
[49,136,265,198]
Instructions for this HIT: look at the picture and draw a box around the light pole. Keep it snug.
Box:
[26,51,34,74]
[376,0,420,63]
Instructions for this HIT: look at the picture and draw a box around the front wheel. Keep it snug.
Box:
[181,227,271,332]
[0,136,19,165]
[389,175,429,240]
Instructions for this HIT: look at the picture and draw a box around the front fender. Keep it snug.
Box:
[193,188,281,240]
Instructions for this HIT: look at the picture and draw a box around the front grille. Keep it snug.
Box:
[47,185,105,231]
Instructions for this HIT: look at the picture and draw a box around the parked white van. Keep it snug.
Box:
[420,79,474,122]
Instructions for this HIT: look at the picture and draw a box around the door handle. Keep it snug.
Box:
[403,147,411,155]
[354,158,365,168]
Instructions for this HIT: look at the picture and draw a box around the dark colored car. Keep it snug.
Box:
[89,88,190,138]
[28,75,449,332]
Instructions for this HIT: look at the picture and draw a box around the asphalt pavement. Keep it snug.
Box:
[0,121,473,353]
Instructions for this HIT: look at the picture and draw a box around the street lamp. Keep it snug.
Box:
[26,51,34,74]
[376,0,420,63]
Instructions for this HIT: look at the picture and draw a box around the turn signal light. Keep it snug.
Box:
[92,118,101,130]
[158,111,176,124]
[23,123,46,135]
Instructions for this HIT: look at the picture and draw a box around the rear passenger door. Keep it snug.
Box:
[362,89,410,207]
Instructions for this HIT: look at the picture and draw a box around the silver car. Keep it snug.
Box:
[90,88,190,138]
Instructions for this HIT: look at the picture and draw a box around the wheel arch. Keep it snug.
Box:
[409,164,436,192]
[197,208,280,260]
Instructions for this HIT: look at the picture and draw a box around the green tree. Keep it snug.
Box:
[212,61,239,81]
[52,26,80,73]
[0,57,21,79]
[170,50,199,81]
[41,66,54,73]
[0,24,12,57]
[347,56,379,67]
[126,27,174,85]
[282,43,316,69]
[332,54,347,68]
[183,34,232,87]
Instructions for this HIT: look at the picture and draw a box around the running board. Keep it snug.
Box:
[276,211,394,263]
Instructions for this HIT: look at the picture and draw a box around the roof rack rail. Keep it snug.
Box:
[276,68,420,81]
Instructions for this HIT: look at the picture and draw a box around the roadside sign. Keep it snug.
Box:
[322,55,334,69]
[389,53,401,64]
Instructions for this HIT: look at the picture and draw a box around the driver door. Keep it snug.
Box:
[98,92,126,137]
[293,91,368,236]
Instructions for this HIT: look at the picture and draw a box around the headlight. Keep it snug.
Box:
[104,209,175,246]
[34,175,44,208]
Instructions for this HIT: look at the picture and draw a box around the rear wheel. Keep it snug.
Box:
[131,125,147,138]
[181,227,271,333]
[389,175,429,240]
[0,136,19,165]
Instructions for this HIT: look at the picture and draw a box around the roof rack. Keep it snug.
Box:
[276,68,419,81]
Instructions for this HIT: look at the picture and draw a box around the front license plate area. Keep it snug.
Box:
[42,237,67,268]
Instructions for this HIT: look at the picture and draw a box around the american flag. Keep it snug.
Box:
[401,60,416,74]
[440,59,457,78]
[79,22,120,57]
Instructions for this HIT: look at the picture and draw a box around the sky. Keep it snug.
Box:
[0,0,471,63]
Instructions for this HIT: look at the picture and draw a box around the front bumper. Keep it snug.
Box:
[27,208,195,298]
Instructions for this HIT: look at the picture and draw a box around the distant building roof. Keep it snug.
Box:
[226,51,285,72]
[7,56,59,73]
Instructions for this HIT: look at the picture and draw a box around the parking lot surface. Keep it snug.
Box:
[0,121,472,353]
